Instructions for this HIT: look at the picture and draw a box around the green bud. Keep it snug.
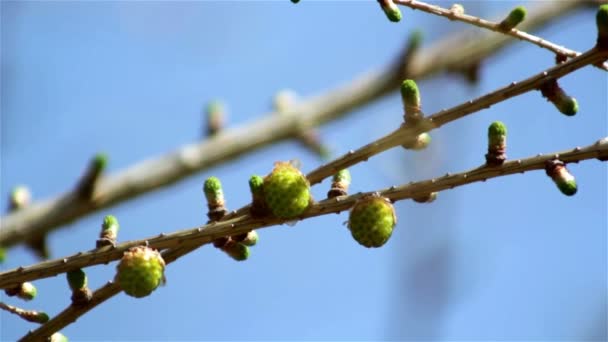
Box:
[333,169,351,186]
[499,6,526,30]
[488,121,507,146]
[223,242,250,261]
[379,0,402,23]
[0,247,6,264]
[556,96,579,116]
[93,153,108,171]
[67,269,87,291]
[540,80,578,116]
[413,192,438,203]
[206,101,224,117]
[50,332,69,342]
[400,79,420,110]
[402,133,431,150]
[102,215,119,234]
[406,30,423,52]
[19,282,37,301]
[204,177,224,203]
[240,231,259,247]
[546,160,577,196]
[248,175,264,196]
[9,185,31,210]
[206,100,226,136]
[26,311,50,324]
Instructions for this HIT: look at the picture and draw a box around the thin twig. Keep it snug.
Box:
[394,0,608,71]
[19,243,205,342]
[0,0,588,249]
[3,135,607,290]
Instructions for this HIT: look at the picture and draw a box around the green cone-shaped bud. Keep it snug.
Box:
[488,121,507,147]
[500,6,526,30]
[102,215,119,235]
[67,269,87,291]
[597,4,608,42]
[249,175,264,196]
[380,0,402,23]
[263,162,311,219]
[0,247,5,264]
[400,79,420,111]
[546,160,577,196]
[115,246,166,298]
[333,169,351,187]
[223,242,250,261]
[25,311,50,324]
[50,332,69,342]
[348,195,397,248]
[204,176,225,205]
[555,95,579,116]
[19,282,37,301]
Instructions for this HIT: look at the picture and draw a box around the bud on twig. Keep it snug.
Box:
[378,0,402,23]
[204,177,228,222]
[0,302,49,324]
[327,169,351,198]
[67,269,92,306]
[49,332,69,342]
[450,4,465,16]
[412,192,438,203]
[485,121,507,166]
[205,100,226,137]
[9,185,31,211]
[545,159,577,196]
[5,282,37,301]
[76,153,108,199]
[248,175,269,217]
[233,230,259,247]
[96,215,120,248]
[539,79,578,116]
[498,6,526,31]
[401,79,422,122]
[221,240,250,261]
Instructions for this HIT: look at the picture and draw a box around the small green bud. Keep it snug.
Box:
[412,192,437,203]
[400,79,420,110]
[488,121,507,146]
[327,169,351,198]
[67,269,87,291]
[545,160,577,196]
[206,100,226,136]
[26,311,50,324]
[102,215,119,234]
[223,242,250,261]
[333,169,351,186]
[0,247,6,264]
[204,176,224,204]
[93,153,108,171]
[379,0,402,23]
[499,6,526,30]
[557,96,579,116]
[50,332,69,342]
[249,175,264,195]
[18,282,37,301]
[540,79,578,116]
[597,4,608,46]
[402,133,431,150]
[450,4,465,15]
[240,231,259,247]
[406,30,423,53]
[9,185,31,210]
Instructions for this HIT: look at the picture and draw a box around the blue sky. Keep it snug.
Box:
[1,1,606,341]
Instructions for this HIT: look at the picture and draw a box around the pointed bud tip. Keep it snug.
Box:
[400,79,420,105]
[597,4,608,35]
[93,153,108,170]
[204,177,223,195]
[249,175,264,194]
[102,215,119,231]
[381,2,402,22]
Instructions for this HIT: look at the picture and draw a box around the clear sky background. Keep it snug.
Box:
[1,1,606,341]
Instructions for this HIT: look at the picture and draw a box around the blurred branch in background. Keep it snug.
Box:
[0,0,590,251]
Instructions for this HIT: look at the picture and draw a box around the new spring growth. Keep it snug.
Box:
[545,159,577,196]
[67,269,92,306]
[222,240,250,261]
[413,192,438,203]
[233,230,259,247]
[248,175,269,217]
[401,79,421,122]
[96,215,120,248]
[5,282,37,301]
[205,100,226,137]
[378,0,402,23]
[9,185,31,211]
[0,247,5,264]
[539,79,578,116]
[498,6,526,31]
[485,121,508,166]
[50,332,69,342]
[597,4,608,49]
[204,176,228,222]
[77,153,108,199]
[327,169,351,198]
[0,302,49,324]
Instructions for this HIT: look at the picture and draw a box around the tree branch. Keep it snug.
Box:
[0,0,590,249]
[394,0,608,71]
